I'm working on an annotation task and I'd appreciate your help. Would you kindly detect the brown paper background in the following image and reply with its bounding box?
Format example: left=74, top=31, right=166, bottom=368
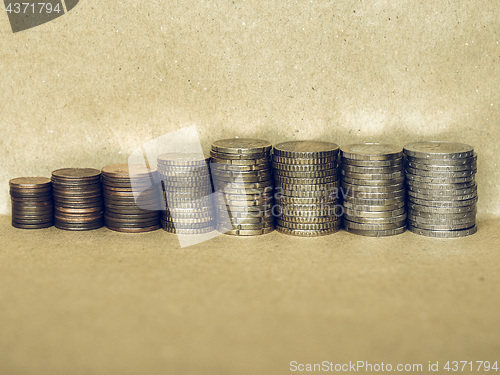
left=0, top=0, right=498, bottom=216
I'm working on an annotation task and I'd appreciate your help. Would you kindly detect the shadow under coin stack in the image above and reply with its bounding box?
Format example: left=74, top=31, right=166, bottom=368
left=273, top=141, right=342, bottom=236
left=403, top=141, right=477, bottom=237
left=158, top=153, right=215, bottom=234
left=211, top=138, right=274, bottom=236
left=10, top=177, right=54, bottom=229
left=102, top=164, right=161, bottom=233
left=341, top=144, right=406, bottom=237
left=51, top=168, right=104, bottom=231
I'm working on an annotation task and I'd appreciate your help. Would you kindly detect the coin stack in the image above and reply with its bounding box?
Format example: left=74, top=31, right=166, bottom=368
left=51, top=168, right=104, bottom=231
left=273, top=141, right=342, bottom=236
left=10, top=177, right=54, bottom=229
left=101, top=164, right=161, bottom=233
left=403, top=141, right=477, bottom=237
left=157, top=153, right=215, bottom=234
left=210, top=138, right=274, bottom=236
left=340, top=144, right=406, bottom=237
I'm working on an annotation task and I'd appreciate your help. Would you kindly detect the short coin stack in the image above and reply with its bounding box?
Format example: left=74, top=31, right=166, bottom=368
left=340, top=144, right=406, bottom=237
left=273, top=141, right=341, bottom=236
left=51, top=168, right=104, bottom=231
left=211, top=138, right=274, bottom=236
left=158, top=153, right=215, bottom=234
left=10, top=177, right=54, bottom=229
left=102, top=164, right=161, bottom=233
left=403, top=141, right=477, bottom=237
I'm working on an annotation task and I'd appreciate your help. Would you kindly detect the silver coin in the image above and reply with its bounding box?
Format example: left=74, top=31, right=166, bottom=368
left=407, top=215, right=475, bottom=226
left=276, top=196, right=339, bottom=205
left=343, top=196, right=405, bottom=206
left=403, top=141, right=474, bottom=159
left=344, top=207, right=406, bottom=218
left=407, top=190, right=477, bottom=201
left=163, top=217, right=214, bottom=225
left=277, top=202, right=341, bottom=211
left=211, top=169, right=272, bottom=179
left=272, top=155, right=337, bottom=165
left=341, top=182, right=405, bottom=193
left=222, top=215, right=274, bottom=224
left=277, top=182, right=340, bottom=192
left=214, top=203, right=272, bottom=212
left=218, top=187, right=273, bottom=196
left=405, top=173, right=474, bottom=184
left=407, top=224, right=477, bottom=237
left=278, top=209, right=342, bottom=218
left=407, top=184, right=476, bottom=196
left=344, top=219, right=406, bottom=231
left=341, top=164, right=403, bottom=174
left=405, top=167, right=476, bottom=178
left=407, top=209, right=476, bottom=220
left=213, top=180, right=273, bottom=190
left=274, top=175, right=339, bottom=185
left=272, top=161, right=337, bottom=172
left=216, top=198, right=273, bottom=207
left=406, top=160, right=477, bottom=172
left=407, top=202, right=476, bottom=214
left=211, top=163, right=271, bottom=172
left=162, top=226, right=214, bottom=234
left=343, top=213, right=407, bottom=225
left=273, top=141, right=340, bottom=158
left=216, top=192, right=272, bottom=201
left=341, top=143, right=403, bottom=161
left=276, top=226, right=340, bottom=236
left=408, top=196, right=478, bottom=208
left=210, top=150, right=268, bottom=160
left=405, top=180, right=476, bottom=190
left=341, top=157, right=404, bottom=167
left=157, top=153, right=209, bottom=166
left=405, top=153, right=477, bottom=166
left=212, top=138, right=272, bottom=154
left=273, top=169, right=338, bottom=178
left=276, top=220, right=341, bottom=230
left=219, top=227, right=274, bottom=236
left=277, top=215, right=339, bottom=224
left=277, top=189, right=338, bottom=198
left=343, top=200, right=404, bottom=212
left=212, top=174, right=272, bottom=183
left=211, top=157, right=270, bottom=166
left=408, top=220, right=475, bottom=231
left=344, top=188, right=405, bottom=200
left=342, top=176, right=405, bottom=186
left=341, top=170, right=405, bottom=180
left=344, top=226, right=406, bottom=237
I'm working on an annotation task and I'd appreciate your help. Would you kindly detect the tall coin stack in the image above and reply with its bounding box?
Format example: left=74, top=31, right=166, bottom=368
left=211, top=138, right=274, bottom=236
left=403, top=141, right=477, bottom=237
left=340, top=144, right=406, bottom=237
left=51, top=168, right=104, bottom=231
left=10, top=177, right=54, bottom=229
left=273, top=141, right=342, bottom=236
left=158, top=153, right=215, bottom=234
left=102, top=164, right=161, bottom=233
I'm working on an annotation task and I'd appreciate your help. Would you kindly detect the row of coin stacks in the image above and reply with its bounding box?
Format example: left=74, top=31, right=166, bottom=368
left=272, top=141, right=342, bottom=236
left=340, top=144, right=407, bottom=237
left=403, top=142, right=477, bottom=238
left=210, top=139, right=275, bottom=236
left=8, top=140, right=478, bottom=238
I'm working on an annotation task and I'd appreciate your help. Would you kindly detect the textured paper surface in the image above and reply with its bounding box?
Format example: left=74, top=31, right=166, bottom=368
left=0, top=0, right=498, bottom=218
